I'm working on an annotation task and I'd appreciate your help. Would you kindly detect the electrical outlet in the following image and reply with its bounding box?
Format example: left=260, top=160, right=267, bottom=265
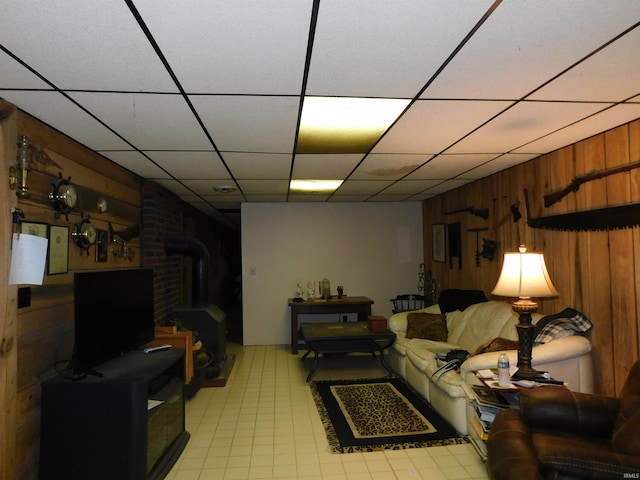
left=250, top=266, right=256, bottom=275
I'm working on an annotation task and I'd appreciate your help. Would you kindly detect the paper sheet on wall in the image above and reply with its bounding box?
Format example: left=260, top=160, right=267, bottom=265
left=9, top=233, right=48, bottom=285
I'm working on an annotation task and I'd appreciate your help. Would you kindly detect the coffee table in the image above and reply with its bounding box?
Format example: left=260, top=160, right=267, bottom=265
left=300, top=322, right=396, bottom=382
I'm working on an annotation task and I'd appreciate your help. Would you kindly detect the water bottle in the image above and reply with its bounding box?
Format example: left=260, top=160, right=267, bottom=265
left=497, top=352, right=510, bottom=387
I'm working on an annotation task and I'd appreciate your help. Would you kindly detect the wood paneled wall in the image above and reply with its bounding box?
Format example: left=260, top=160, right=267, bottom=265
left=1, top=102, right=143, bottom=480
left=422, top=118, right=640, bottom=397
left=1, top=101, right=237, bottom=480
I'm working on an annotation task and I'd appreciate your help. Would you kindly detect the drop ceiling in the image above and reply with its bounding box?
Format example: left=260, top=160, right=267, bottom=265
left=1, top=0, right=640, bottom=228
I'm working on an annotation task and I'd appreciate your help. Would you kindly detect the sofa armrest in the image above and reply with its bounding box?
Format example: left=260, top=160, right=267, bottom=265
left=459, top=335, right=592, bottom=378
left=520, top=387, right=620, bottom=438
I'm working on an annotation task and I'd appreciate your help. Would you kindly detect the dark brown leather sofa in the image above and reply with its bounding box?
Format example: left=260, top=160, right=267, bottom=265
left=487, top=359, right=640, bottom=480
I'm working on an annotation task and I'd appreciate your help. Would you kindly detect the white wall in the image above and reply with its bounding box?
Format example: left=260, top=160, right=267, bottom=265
left=241, top=202, right=423, bottom=345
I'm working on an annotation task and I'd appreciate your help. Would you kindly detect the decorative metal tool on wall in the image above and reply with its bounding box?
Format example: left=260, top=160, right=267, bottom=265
left=525, top=189, right=640, bottom=231
left=543, top=159, right=640, bottom=207
left=494, top=201, right=522, bottom=228
left=444, top=206, right=489, bottom=219
left=467, top=227, right=495, bottom=266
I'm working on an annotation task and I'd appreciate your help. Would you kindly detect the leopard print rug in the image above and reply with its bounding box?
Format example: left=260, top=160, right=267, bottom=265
left=310, top=377, right=468, bottom=453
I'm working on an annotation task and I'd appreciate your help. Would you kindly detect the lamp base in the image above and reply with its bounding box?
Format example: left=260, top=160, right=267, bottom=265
left=511, top=298, right=546, bottom=381
left=511, top=365, right=547, bottom=381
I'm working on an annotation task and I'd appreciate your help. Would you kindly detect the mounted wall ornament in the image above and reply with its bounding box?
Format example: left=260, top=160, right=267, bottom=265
left=543, top=158, right=640, bottom=207
left=109, top=222, right=139, bottom=260
left=49, top=173, right=77, bottom=220
left=444, top=206, right=489, bottom=219
left=9, top=135, right=33, bottom=198
left=525, top=189, right=640, bottom=231
left=72, top=214, right=96, bottom=255
left=467, top=227, right=494, bottom=267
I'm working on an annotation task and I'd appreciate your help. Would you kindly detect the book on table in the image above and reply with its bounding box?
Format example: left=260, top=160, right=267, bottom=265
left=468, top=414, right=489, bottom=441
left=471, top=384, right=519, bottom=409
left=469, top=384, right=518, bottom=425
left=467, top=424, right=488, bottom=461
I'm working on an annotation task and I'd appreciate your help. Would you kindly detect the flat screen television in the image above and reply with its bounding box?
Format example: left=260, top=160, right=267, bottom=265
left=73, top=268, right=155, bottom=375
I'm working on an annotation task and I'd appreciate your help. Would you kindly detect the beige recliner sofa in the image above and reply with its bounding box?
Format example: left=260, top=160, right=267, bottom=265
left=388, top=297, right=593, bottom=435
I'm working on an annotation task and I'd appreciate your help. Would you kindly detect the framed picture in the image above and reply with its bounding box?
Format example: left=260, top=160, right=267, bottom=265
left=21, top=221, right=48, bottom=238
left=48, top=225, right=69, bottom=275
left=432, top=223, right=446, bottom=263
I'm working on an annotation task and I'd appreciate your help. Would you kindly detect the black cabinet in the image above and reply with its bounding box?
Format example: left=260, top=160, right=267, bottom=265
left=39, top=349, right=189, bottom=480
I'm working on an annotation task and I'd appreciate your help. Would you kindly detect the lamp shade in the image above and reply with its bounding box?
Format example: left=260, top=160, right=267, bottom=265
left=492, top=245, right=559, bottom=298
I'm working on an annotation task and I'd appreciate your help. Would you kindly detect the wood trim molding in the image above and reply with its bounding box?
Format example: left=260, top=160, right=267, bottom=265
left=0, top=99, right=19, bottom=480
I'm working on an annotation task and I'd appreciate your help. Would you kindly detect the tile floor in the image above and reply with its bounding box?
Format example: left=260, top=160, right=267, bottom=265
left=165, top=343, right=489, bottom=480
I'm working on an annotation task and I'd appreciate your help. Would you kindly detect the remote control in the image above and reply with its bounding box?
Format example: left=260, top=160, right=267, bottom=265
left=143, top=344, right=171, bottom=354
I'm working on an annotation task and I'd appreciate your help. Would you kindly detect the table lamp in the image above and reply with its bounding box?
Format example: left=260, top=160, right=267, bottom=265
left=492, top=244, right=559, bottom=380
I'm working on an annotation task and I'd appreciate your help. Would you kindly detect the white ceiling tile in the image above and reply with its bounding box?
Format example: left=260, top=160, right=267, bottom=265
left=152, top=179, right=195, bottom=197
left=182, top=179, right=240, bottom=196
left=468, top=153, right=540, bottom=178
left=69, top=92, right=211, bottom=150
left=374, top=100, right=512, bottom=154
left=447, top=101, right=612, bottom=154
left=381, top=180, right=442, bottom=195
left=410, top=194, right=438, bottom=202
left=513, top=104, right=640, bottom=154
left=134, top=0, right=313, bottom=94
left=530, top=28, right=640, bottom=102
left=423, top=0, right=640, bottom=100
left=405, top=154, right=498, bottom=180
left=306, top=0, right=495, bottom=97
left=236, top=179, right=289, bottom=195
left=351, top=154, right=428, bottom=180
left=426, top=179, right=475, bottom=194
left=2, top=0, right=638, bottom=219
left=327, top=194, right=373, bottom=202
left=367, top=195, right=415, bottom=202
left=4, top=91, right=131, bottom=150
left=199, top=194, right=245, bottom=203
left=144, top=151, right=229, bottom=179
left=244, top=194, right=288, bottom=202
left=0, top=51, right=52, bottom=89
left=292, top=154, right=363, bottom=179
left=288, top=195, right=332, bottom=202
left=98, top=151, right=171, bottom=179
left=223, top=152, right=292, bottom=179
left=190, top=95, right=299, bottom=152
left=0, top=0, right=177, bottom=92
left=337, top=180, right=395, bottom=195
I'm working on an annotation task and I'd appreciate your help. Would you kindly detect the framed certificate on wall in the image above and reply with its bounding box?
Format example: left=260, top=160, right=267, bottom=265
left=48, top=225, right=69, bottom=275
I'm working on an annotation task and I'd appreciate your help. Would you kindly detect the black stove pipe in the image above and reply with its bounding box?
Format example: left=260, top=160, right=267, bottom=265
left=165, top=237, right=210, bottom=308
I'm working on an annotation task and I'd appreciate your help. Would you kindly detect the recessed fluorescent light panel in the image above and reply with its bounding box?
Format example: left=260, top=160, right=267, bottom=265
left=297, top=97, right=410, bottom=154
left=289, top=179, right=343, bottom=194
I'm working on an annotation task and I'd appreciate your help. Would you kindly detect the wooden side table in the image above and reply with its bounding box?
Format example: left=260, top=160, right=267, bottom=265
left=288, top=296, right=374, bottom=354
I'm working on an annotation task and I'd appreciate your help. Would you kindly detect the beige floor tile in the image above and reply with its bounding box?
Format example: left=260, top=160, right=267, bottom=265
left=170, top=343, right=488, bottom=480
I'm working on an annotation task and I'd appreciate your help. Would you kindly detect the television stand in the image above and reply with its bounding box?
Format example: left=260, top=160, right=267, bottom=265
left=71, top=367, right=104, bottom=380
left=39, top=348, right=189, bottom=480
